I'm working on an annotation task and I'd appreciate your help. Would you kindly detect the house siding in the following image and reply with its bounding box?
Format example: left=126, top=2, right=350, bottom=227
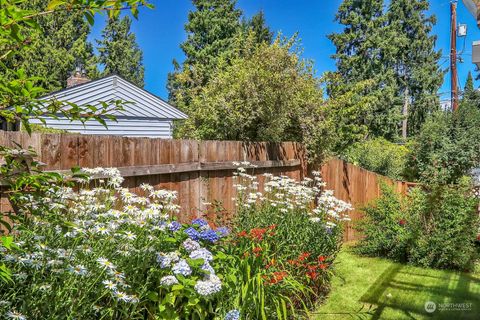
left=29, top=117, right=174, bottom=138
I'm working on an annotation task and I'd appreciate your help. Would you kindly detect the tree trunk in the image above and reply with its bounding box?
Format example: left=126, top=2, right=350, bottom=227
left=402, top=87, right=409, bottom=140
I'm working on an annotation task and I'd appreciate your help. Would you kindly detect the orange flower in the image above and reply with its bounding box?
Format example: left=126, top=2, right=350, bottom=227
left=298, top=252, right=310, bottom=261
left=250, top=228, right=267, bottom=241
left=306, top=271, right=318, bottom=280
left=269, top=271, right=288, bottom=284
left=238, top=230, right=248, bottom=237
left=319, top=263, right=328, bottom=270
left=252, top=247, right=263, bottom=256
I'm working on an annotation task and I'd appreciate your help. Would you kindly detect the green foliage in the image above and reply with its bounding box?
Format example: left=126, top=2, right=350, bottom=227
left=0, top=0, right=98, bottom=92
left=405, top=106, right=480, bottom=184
left=343, top=138, right=409, bottom=180
left=242, top=10, right=273, bottom=45
left=328, top=0, right=401, bottom=140
left=96, top=15, right=145, bottom=87
left=329, top=0, right=442, bottom=141
left=356, top=183, right=410, bottom=261
left=168, top=0, right=242, bottom=109
left=357, top=181, right=480, bottom=271
left=386, top=0, right=443, bottom=136
left=176, top=36, right=326, bottom=160
left=406, top=179, right=479, bottom=270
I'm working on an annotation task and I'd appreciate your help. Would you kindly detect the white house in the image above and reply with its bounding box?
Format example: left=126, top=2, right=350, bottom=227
left=23, top=73, right=187, bottom=138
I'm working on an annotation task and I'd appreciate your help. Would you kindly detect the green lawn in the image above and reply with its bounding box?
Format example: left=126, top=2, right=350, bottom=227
left=312, top=245, right=480, bottom=320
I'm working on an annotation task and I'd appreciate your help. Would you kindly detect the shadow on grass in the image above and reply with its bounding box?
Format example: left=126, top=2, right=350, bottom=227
left=358, top=262, right=479, bottom=320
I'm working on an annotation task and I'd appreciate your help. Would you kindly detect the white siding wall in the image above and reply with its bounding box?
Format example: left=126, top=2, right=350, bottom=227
left=29, top=117, right=174, bottom=138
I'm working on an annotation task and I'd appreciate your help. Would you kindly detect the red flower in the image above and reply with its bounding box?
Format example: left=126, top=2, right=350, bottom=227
left=250, top=228, right=267, bottom=241
left=298, top=252, right=310, bottom=261
left=399, top=219, right=406, bottom=226
left=252, top=247, right=263, bottom=256
left=318, top=255, right=326, bottom=263
left=268, top=224, right=277, bottom=230
left=319, top=263, right=328, bottom=270
left=288, top=259, right=298, bottom=266
left=238, top=230, right=248, bottom=237
left=477, top=234, right=480, bottom=241
left=269, top=271, right=288, bottom=284
left=306, top=271, right=318, bottom=280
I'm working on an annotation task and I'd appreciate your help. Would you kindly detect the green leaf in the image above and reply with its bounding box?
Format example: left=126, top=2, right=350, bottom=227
left=47, top=0, right=64, bottom=10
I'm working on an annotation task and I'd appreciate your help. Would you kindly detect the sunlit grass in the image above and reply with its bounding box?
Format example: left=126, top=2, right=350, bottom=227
left=312, top=244, right=480, bottom=319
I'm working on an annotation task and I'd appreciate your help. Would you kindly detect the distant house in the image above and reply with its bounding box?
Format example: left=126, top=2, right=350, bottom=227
left=3, top=72, right=187, bottom=138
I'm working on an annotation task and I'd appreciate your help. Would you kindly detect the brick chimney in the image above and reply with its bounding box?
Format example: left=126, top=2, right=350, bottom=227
left=66, top=66, right=90, bottom=88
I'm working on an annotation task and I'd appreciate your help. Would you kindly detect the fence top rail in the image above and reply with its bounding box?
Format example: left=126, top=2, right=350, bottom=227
left=0, top=159, right=301, bottom=186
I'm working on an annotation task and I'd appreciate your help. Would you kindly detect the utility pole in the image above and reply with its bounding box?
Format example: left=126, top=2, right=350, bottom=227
left=451, top=1, right=459, bottom=112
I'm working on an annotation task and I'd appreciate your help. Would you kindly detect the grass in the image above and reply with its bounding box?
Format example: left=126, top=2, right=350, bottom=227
left=311, top=244, right=480, bottom=320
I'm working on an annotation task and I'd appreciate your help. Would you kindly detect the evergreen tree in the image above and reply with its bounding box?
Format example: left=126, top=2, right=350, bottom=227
left=243, top=11, right=273, bottom=44
left=167, top=0, right=242, bottom=109
left=0, top=0, right=97, bottom=92
left=96, top=15, right=145, bottom=87
left=462, top=72, right=480, bottom=107
left=387, top=0, right=443, bottom=137
left=328, top=0, right=401, bottom=140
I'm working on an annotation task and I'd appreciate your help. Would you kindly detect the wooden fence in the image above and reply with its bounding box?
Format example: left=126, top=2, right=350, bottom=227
left=0, top=132, right=416, bottom=241
left=318, top=159, right=418, bottom=241
left=0, top=132, right=307, bottom=222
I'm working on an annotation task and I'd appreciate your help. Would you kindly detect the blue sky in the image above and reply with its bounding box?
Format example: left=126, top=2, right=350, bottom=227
left=90, top=0, right=480, bottom=101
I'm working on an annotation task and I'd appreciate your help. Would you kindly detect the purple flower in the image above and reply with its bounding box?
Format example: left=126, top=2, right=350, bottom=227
left=192, top=218, right=208, bottom=227
left=199, top=229, right=219, bottom=243
left=184, top=227, right=201, bottom=240
left=216, top=227, right=230, bottom=238
left=168, top=221, right=181, bottom=232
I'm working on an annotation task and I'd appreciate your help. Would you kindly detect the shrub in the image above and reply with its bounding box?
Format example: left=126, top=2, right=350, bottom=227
left=355, top=183, right=410, bottom=261
left=343, top=137, right=409, bottom=180
left=356, top=179, right=480, bottom=271
left=407, top=179, right=479, bottom=270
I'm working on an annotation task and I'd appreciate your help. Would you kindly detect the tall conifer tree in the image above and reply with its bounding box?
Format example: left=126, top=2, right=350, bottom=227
left=243, top=11, right=273, bottom=45
left=96, top=15, right=145, bottom=87
left=167, top=0, right=242, bottom=110
left=387, top=0, right=443, bottom=136
left=328, top=0, right=401, bottom=140
left=0, top=0, right=97, bottom=91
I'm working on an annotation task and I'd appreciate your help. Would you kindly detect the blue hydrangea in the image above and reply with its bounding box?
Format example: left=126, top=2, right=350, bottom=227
left=194, top=274, right=222, bottom=296
left=172, top=259, right=192, bottom=276
left=225, top=310, right=240, bottom=320
left=183, top=238, right=201, bottom=252
left=191, top=218, right=208, bottom=227
left=184, top=227, right=201, bottom=240
left=200, top=262, right=215, bottom=275
left=216, top=227, right=230, bottom=238
left=168, top=221, right=181, bottom=232
left=189, top=248, right=213, bottom=262
left=199, top=229, right=219, bottom=243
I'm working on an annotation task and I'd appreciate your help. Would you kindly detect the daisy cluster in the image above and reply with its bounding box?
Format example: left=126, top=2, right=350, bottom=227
left=232, top=162, right=352, bottom=227
left=0, top=168, right=227, bottom=318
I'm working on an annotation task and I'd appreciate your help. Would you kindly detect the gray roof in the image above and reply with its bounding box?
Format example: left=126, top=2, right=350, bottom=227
left=41, top=75, right=188, bottom=120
